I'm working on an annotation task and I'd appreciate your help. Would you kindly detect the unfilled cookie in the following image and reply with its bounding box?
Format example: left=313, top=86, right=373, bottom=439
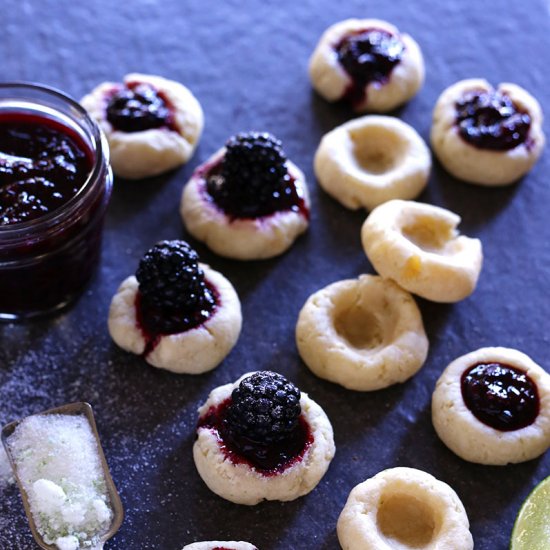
left=432, top=347, right=550, bottom=465
left=81, top=73, right=203, bottom=179
left=296, top=275, right=428, bottom=391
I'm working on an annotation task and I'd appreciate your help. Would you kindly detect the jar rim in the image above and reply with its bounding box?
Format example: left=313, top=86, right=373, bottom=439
left=0, top=81, right=108, bottom=237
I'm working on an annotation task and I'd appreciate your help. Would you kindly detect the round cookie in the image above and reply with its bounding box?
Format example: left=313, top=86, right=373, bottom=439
left=309, top=18, right=424, bottom=112
left=432, top=347, right=550, bottom=465
left=296, top=275, right=428, bottom=391
left=81, top=73, right=204, bottom=179
left=361, top=199, right=483, bottom=303
left=431, top=78, right=545, bottom=186
left=193, top=371, right=335, bottom=505
left=108, top=241, right=241, bottom=374
left=314, top=115, right=431, bottom=211
left=182, top=542, right=257, bottom=550
left=337, top=467, right=473, bottom=550
left=180, top=133, right=310, bottom=260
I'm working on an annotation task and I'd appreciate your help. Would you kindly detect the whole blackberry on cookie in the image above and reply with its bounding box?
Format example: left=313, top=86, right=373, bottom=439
left=226, top=371, right=302, bottom=443
left=207, top=132, right=292, bottom=218
left=136, top=240, right=216, bottom=334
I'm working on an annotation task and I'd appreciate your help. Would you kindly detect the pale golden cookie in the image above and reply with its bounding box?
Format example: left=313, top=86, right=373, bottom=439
left=337, top=467, right=473, bottom=550
left=309, top=19, right=424, bottom=112
left=361, top=200, right=483, bottom=303
left=81, top=73, right=203, bottom=179
left=193, top=372, right=335, bottom=505
left=314, top=115, right=431, bottom=211
left=432, top=347, right=550, bottom=465
left=296, top=275, right=428, bottom=391
left=431, top=78, right=545, bottom=185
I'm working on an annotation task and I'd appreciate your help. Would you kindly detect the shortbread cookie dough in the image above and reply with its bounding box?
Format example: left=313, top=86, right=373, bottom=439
left=309, top=19, right=424, bottom=112
left=431, top=78, right=545, bottom=185
left=314, top=115, right=431, bottom=211
left=181, top=132, right=309, bottom=260
left=337, top=467, right=473, bottom=550
left=182, top=542, right=257, bottom=550
left=361, top=200, right=483, bottom=303
left=193, top=371, right=335, bottom=505
left=296, top=275, right=428, bottom=391
left=81, top=73, right=203, bottom=179
left=108, top=241, right=241, bottom=374
left=432, top=347, right=550, bottom=465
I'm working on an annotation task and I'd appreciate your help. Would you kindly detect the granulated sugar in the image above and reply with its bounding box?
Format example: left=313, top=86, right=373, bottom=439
left=6, top=414, right=112, bottom=550
left=0, top=445, right=15, bottom=485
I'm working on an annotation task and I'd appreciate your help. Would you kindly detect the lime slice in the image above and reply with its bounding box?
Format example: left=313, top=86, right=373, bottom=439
left=511, top=476, right=550, bottom=550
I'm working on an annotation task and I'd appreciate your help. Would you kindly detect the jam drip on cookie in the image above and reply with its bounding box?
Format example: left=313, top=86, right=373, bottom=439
left=198, top=372, right=313, bottom=474
left=455, top=91, right=531, bottom=150
left=0, top=113, right=93, bottom=225
left=461, top=362, right=539, bottom=431
left=336, top=28, right=405, bottom=107
left=135, top=240, right=217, bottom=352
left=106, top=83, right=175, bottom=133
left=205, top=132, right=309, bottom=220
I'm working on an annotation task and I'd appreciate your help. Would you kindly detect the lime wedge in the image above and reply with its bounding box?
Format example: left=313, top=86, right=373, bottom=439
left=511, top=476, right=550, bottom=550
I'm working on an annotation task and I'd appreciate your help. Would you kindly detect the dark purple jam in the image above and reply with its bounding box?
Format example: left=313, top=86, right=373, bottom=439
left=336, top=28, right=404, bottom=107
left=135, top=281, right=218, bottom=357
left=106, top=82, right=175, bottom=133
left=197, top=398, right=313, bottom=475
left=461, top=362, right=539, bottom=431
left=455, top=90, right=531, bottom=151
left=0, top=113, right=93, bottom=226
left=202, top=159, right=310, bottom=221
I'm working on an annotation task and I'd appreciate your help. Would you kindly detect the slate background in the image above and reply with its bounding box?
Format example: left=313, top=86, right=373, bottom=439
left=1, top=0, right=549, bottom=548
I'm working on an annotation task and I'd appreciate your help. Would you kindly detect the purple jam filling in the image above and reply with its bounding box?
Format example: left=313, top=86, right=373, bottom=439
left=106, top=82, right=176, bottom=134
left=335, top=28, right=404, bottom=107
left=0, top=113, right=93, bottom=226
left=461, top=362, right=539, bottom=431
left=455, top=90, right=531, bottom=151
left=202, top=158, right=310, bottom=221
left=197, top=397, right=313, bottom=475
left=135, top=281, right=218, bottom=357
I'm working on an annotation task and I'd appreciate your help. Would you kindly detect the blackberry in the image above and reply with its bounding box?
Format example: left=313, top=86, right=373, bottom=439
left=226, top=371, right=302, bottom=443
left=106, top=84, right=171, bottom=133
left=206, top=132, right=292, bottom=218
left=136, top=240, right=216, bottom=334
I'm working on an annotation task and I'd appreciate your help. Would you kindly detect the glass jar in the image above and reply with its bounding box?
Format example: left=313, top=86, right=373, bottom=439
left=0, top=83, right=113, bottom=320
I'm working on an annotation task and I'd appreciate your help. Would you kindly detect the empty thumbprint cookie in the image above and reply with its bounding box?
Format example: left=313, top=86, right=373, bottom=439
left=108, top=240, right=241, bottom=374
left=337, top=467, right=473, bottom=550
left=432, top=347, right=550, bottom=465
left=81, top=73, right=204, bottom=179
left=193, top=371, right=335, bottom=505
left=309, top=19, right=424, bottom=112
left=296, top=275, right=428, bottom=391
left=431, top=78, right=545, bottom=185
left=182, top=542, right=257, bottom=550
left=180, top=132, right=310, bottom=260
left=361, top=200, right=483, bottom=303
left=314, top=115, right=431, bottom=211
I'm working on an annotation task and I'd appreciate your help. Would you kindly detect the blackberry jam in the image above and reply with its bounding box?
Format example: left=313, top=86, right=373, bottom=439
left=461, top=362, right=539, bottom=431
left=455, top=90, right=531, bottom=150
left=336, top=28, right=404, bottom=107
left=0, top=83, right=112, bottom=320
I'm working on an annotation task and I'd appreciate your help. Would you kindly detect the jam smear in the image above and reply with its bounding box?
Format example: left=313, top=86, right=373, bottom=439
left=336, top=28, right=404, bottom=107
left=455, top=90, right=531, bottom=151
left=135, top=282, right=218, bottom=356
left=461, top=362, right=539, bottom=431
left=0, top=113, right=93, bottom=226
left=198, top=398, right=313, bottom=475
left=204, top=159, right=310, bottom=221
left=106, top=83, right=175, bottom=133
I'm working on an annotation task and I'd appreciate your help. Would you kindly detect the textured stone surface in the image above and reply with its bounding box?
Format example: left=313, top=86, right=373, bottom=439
left=1, top=0, right=549, bottom=548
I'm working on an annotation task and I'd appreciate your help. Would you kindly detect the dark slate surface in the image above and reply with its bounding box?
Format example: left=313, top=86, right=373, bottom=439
left=1, top=1, right=549, bottom=549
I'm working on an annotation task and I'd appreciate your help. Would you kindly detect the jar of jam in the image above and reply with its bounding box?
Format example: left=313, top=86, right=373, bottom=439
left=0, top=83, right=113, bottom=320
